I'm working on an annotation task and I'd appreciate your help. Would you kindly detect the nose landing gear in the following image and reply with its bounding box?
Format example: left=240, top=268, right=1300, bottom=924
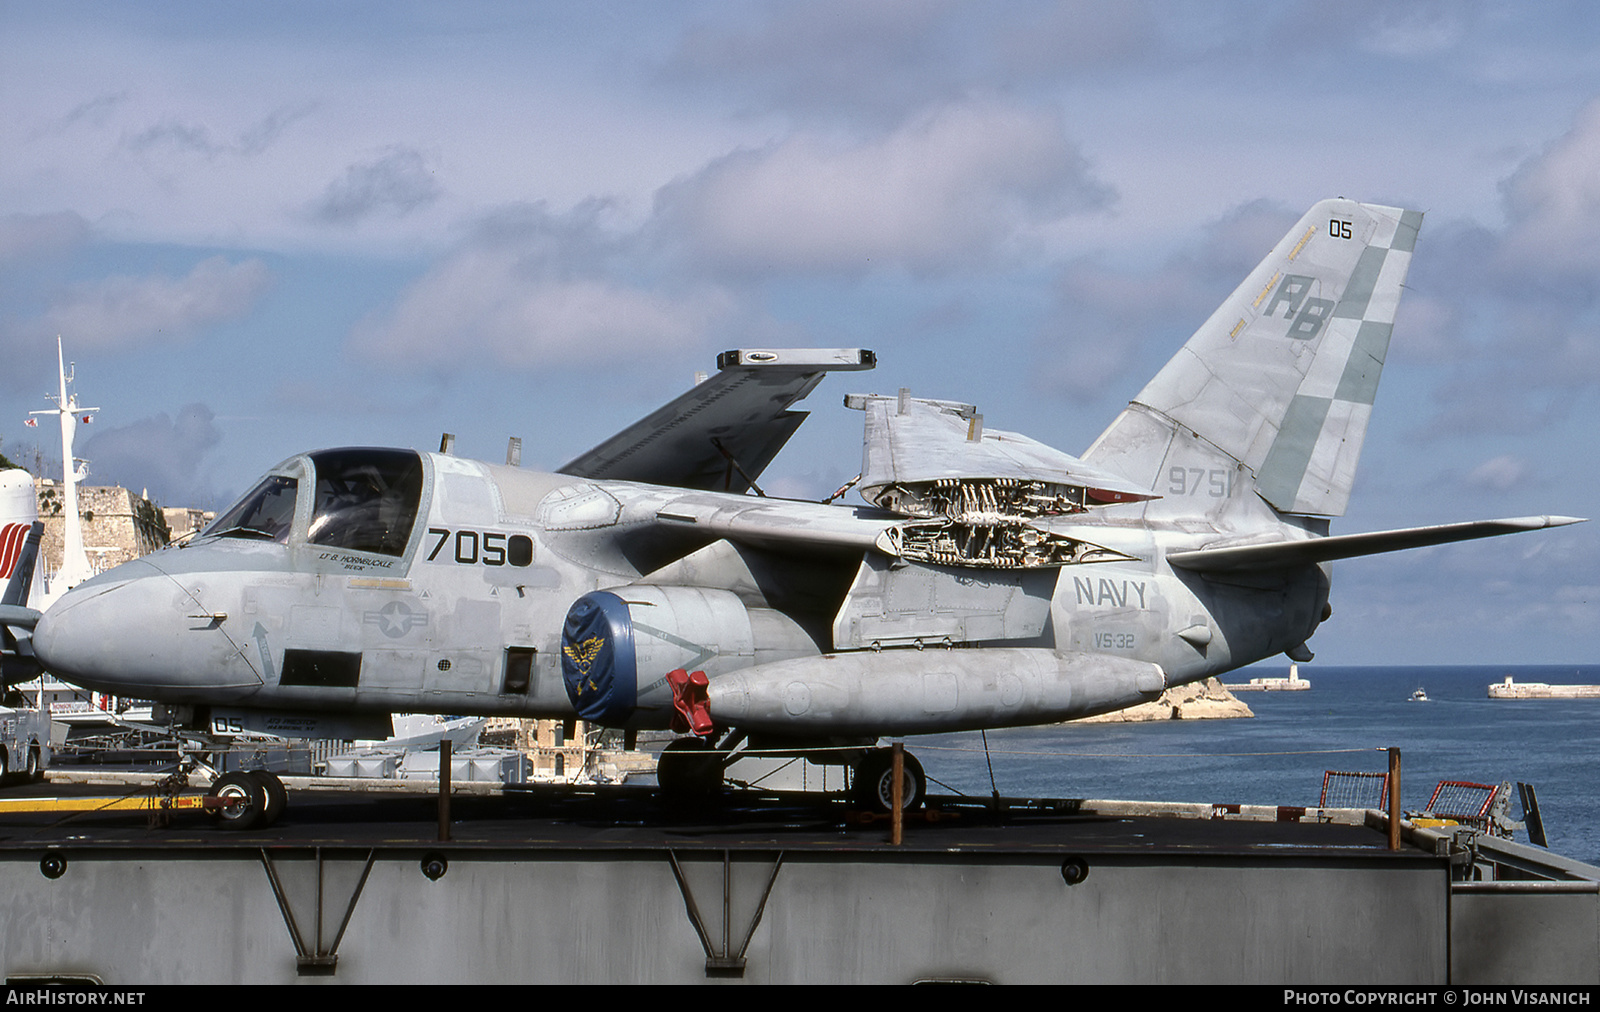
left=208, top=769, right=287, bottom=831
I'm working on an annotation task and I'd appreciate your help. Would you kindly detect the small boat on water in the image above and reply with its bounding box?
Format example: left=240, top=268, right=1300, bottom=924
left=1411, top=688, right=1429, bottom=702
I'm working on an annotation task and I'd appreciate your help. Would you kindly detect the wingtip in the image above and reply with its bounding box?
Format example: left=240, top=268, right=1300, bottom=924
left=1508, top=515, right=1588, bottom=529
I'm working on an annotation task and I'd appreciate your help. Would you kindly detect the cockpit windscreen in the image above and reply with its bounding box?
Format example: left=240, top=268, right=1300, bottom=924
left=205, top=474, right=298, bottom=543
left=306, top=448, right=424, bottom=556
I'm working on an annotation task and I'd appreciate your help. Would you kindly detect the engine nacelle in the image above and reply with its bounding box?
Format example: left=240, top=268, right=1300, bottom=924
left=560, top=586, right=817, bottom=729
left=706, top=647, right=1167, bottom=736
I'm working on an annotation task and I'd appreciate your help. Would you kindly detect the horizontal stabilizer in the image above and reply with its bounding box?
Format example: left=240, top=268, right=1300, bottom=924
left=1168, top=516, right=1586, bottom=573
left=0, top=603, right=43, bottom=685
left=560, top=348, right=875, bottom=493
left=0, top=605, right=42, bottom=629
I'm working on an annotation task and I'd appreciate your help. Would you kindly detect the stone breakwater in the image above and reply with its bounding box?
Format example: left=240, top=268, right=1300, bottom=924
left=1074, top=677, right=1254, bottom=723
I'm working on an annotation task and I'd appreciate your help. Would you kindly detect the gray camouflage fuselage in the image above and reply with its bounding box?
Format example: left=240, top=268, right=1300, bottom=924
left=26, top=199, right=1582, bottom=742
left=31, top=450, right=1323, bottom=737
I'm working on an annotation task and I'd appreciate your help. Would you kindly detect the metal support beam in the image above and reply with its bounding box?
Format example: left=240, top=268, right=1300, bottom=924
left=667, top=849, right=784, bottom=978
left=259, top=847, right=377, bottom=977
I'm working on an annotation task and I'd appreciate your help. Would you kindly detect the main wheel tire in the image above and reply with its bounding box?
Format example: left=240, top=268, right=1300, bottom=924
left=853, top=748, right=926, bottom=813
left=24, top=746, right=39, bottom=780
left=211, top=771, right=269, bottom=831
left=247, top=770, right=288, bottom=828
left=656, top=738, right=725, bottom=800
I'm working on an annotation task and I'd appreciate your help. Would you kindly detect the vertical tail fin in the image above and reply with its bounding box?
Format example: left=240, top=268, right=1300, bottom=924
left=1, top=470, right=41, bottom=608
left=1, top=521, right=43, bottom=609
left=1, top=471, right=43, bottom=684
left=1083, top=199, right=1421, bottom=518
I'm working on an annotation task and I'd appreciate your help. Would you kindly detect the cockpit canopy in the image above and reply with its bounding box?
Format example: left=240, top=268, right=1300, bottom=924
left=204, top=448, right=425, bottom=557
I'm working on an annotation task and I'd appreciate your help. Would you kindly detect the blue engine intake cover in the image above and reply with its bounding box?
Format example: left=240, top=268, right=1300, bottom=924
left=560, top=591, right=637, bottom=724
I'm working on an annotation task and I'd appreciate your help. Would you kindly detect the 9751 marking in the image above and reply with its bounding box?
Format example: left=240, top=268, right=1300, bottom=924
left=1167, top=467, right=1236, bottom=497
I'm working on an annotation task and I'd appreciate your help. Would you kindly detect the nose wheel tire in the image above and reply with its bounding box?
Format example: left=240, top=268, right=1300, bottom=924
left=853, top=748, right=925, bottom=813
left=210, top=771, right=281, bottom=831
left=249, top=770, right=288, bottom=826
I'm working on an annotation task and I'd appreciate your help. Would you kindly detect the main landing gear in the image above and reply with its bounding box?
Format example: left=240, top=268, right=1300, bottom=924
left=654, top=734, right=927, bottom=814
left=655, top=737, right=729, bottom=800
left=852, top=748, right=925, bottom=813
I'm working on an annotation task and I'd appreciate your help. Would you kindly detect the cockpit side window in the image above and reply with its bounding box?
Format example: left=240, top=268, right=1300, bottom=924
left=307, top=449, right=424, bottom=556
left=205, top=475, right=298, bottom=543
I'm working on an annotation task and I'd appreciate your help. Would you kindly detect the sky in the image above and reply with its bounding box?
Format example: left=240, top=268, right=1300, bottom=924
left=0, top=0, right=1595, bottom=666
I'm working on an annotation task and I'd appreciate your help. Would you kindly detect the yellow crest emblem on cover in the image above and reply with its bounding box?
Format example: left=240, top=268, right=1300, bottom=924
left=562, top=635, right=606, bottom=676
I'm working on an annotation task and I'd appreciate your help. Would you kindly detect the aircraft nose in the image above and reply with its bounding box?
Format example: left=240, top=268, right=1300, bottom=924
left=34, top=561, right=262, bottom=700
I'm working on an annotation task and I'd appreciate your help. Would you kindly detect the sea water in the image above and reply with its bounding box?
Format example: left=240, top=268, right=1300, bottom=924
left=913, top=665, right=1600, bottom=865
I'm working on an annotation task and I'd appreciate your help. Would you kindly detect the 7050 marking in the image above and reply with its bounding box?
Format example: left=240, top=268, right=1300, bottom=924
left=427, top=528, right=535, bottom=567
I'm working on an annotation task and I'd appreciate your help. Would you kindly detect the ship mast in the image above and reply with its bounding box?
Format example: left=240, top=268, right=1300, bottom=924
left=29, top=337, right=98, bottom=592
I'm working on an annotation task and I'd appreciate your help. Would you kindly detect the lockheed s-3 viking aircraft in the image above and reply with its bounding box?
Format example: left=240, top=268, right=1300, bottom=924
left=11, top=199, right=1583, bottom=825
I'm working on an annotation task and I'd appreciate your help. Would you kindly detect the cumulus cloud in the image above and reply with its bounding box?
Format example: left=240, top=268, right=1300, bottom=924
left=360, top=255, right=734, bottom=366
left=351, top=202, right=737, bottom=369
left=664, top=0, right=965, bottom=120
left=1499, top=98, right=1600, bottom=279
left=654, top=100, right=1113, bottom=275
left=666, top=1, right=1169, bottom=120
left=356, top=99, right=1113, bottom=373
left=1385, top=289, right=1460, bottom=364
left=1381, top=102, right=1600, bottom=441
left=43, top=256, right=273, bottom=351
left=1463, top=454, right=1534, bottom=493
left=1329, top=527, right=1598, bottom=662
left=1033, top=199, right=1299, bottom=397
left=311, top=146, right=441, bottom=225
left=80, top=403, right=223, bottom=506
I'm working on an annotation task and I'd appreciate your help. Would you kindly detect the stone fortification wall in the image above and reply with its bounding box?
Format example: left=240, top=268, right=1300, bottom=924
left=35, top=479, right=175, bottom=573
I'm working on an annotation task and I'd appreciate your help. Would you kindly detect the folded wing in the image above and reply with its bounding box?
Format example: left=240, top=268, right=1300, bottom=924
left=559, top=348, right=875, bottom=493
